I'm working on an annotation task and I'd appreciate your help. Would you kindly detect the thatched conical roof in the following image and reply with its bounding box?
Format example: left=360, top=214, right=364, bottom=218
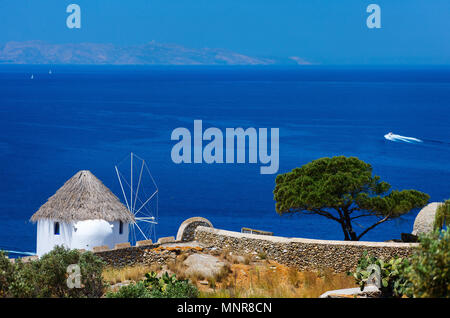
left=30, top=170, right=134, bottom=223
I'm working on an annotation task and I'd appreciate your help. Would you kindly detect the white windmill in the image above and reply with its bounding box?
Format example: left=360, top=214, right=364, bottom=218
left=115, top=153, right=159, bottom=245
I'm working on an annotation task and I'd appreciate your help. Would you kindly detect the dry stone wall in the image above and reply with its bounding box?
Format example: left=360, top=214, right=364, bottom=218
left=93, top=243, right=178, bottom=267
left=63, top=216, right=419, bottom=272
left=194, top=226, right=419, bottom=272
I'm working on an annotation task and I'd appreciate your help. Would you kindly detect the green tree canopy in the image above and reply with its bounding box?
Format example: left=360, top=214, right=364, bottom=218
left=274, top=156, right=430, bottom=240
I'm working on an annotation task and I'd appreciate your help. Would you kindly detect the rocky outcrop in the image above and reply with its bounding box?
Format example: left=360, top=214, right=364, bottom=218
left=412, top=202, right=440, bottom=236
left=183, top=254, right=227, bottom=279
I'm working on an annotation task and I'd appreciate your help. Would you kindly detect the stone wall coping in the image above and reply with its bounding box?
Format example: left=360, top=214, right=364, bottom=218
left=92, top=245, right=110, bottom=253
left=114, top=242, right=132, bottom=250
left=136, top=239, right=153, bottom=247
left=157, top=236, right=176, bottom=244
left=195, top=226, right=419, bottom=248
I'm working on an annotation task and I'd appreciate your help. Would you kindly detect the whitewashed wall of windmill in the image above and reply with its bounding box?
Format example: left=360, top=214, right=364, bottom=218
left=36, top=219, right=130, bottom=256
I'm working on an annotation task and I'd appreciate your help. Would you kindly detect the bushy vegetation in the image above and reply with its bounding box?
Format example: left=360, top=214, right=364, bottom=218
left=435, top=199, right=450, bottom=230
left=0, top=251, right=15, bottom=297
left=106, top=271, right=198, bottom=298
left=350, top=227, right=449, bottom=298
left=350, top=251, right=411, bottom=297
left=405, top=227, right=449, bottom=297
left=0, top=246, right=105, bottom=298
left=105, top=281, right=152, bottom=298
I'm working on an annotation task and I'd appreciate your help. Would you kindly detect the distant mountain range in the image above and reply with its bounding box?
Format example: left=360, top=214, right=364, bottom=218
left=0, top=41, right=311, bottom=66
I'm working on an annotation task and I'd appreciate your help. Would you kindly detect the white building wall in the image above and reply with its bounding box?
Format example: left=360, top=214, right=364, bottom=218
left=36, top=219, right=73, bottom=257
left=36, top=219, right=130, bottom=257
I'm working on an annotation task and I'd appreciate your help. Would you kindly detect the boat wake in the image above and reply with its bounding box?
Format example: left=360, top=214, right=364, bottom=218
left=384, top=133, right=423, bottom=144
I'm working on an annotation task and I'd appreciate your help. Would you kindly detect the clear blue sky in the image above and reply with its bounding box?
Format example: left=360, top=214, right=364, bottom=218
left=0, top=0, right=449, bottom=64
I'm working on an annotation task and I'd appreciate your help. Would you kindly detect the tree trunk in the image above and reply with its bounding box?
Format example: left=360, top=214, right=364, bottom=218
left=339, top=221, right=350, bottom=240
left=341, top=208, right=359, bottom=241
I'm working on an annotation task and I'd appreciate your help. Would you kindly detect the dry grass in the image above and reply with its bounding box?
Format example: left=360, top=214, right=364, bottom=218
left=102, top=264, right=160, bottom=285
left=102, top=251, right=356, bottom=298
left=297, top=269, right=355, bottom=298
left=199, top=261, right=356, bottom=298
left=214, top=262, right=233, bottom=282
left=218, top=249, right=252, bottom=265
left=219, top=248, right=233, bottom=262
left=166, top=258, right=189, bottom=280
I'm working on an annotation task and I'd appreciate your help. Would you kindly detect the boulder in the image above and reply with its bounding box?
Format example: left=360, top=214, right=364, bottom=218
left=412, top=202, right=440, bottom=236
left=183, top=254, right=227, bottom=279
left=319, top=285, right=381, bottom=298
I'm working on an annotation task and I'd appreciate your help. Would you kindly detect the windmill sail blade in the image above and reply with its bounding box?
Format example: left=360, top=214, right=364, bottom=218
left=114, top=153, right=159, bottom=245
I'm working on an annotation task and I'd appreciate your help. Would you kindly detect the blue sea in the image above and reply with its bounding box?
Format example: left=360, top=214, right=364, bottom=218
left=0, top=65, right=449, bottom=255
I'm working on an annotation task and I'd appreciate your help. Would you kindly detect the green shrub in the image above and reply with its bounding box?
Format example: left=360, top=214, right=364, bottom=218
left=349, top=251, right=411, bottom=297
left=107, top=272, right=199, bottom=298
left=32, top=246, right=106, bottom=298
left=0, top=246, right=106, bottom=298
left=435, top=200, right=450, bottom=230
left=144, top=271, right=199, bottom=298
left=105, top=281, right=151, bottom=298
left=0, top=251, right=15, bottom=297
left=7, top=258, right=41, bottom=297
left=351, top=227, right=450, bottom=298
left=405, top=227, right=449, bottom=298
